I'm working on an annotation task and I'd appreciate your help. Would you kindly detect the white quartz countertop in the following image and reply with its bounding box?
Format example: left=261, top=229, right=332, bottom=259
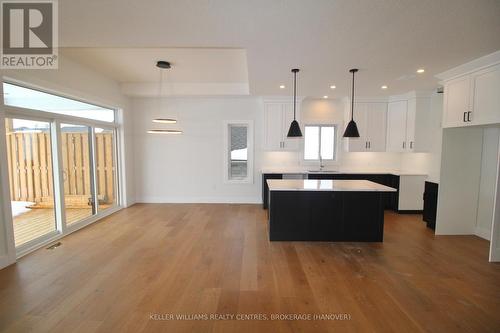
left=261, top=168, right=427, bottom=176
left=267, top=179, right=397, bottom=192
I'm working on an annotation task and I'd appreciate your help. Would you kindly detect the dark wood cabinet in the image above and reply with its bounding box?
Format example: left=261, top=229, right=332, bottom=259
left=309, top=192, right=344, bottom=241
left=423, top=181, right=438, bottom=230
left=269, top=190, right=385, bottom=242
left=342, top=192, right=385, bottom=241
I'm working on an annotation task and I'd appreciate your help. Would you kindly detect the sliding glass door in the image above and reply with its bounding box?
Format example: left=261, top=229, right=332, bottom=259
left=60, top=123, right=96, bottom=225
left=95, top=128, right=117, bottom=211
left=4, top=118, right=57, bottom=247
left=2, top=81, right=120, bottom=253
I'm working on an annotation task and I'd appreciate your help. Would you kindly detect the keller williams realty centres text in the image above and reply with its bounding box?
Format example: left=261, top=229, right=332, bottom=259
left=149, top=313, right=352, bottom=321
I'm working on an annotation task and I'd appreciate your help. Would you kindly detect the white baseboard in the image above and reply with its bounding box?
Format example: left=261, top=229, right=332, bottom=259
left=474, top=226, right=491, bottom=241
left=490, top=247, right=500, bottom=262
left=136, top=196, right=261, bottom=204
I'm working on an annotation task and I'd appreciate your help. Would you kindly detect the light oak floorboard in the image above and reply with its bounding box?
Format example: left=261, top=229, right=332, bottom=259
left=0, top=204, right=499, bottom=333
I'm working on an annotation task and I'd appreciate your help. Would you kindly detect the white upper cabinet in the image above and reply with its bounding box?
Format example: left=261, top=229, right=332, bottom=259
left=443, top=75, right=472, bottom=127
left=344, top=102, right=387, bottom=152
left=386, top=95, right=431, bottom=153
left=471, top=64, right=500, bottom=126
left=281, top=103, right=300, bottom=150
left=344, top=102, right=367, bottom=152
left=406, top=98, right=417, bottom=151
left=366, top=103, right=388, bottom=152
left=263, top=99, right=301, bottom=151
left=263, top=103, right=283, bottom=151
left=386, top=100, right=408, bottom=152
left=440, top=53, right=500, bottom=128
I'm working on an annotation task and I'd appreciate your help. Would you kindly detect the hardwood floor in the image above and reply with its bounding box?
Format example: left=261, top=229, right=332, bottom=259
left=0, top=204, right=499, bottom=332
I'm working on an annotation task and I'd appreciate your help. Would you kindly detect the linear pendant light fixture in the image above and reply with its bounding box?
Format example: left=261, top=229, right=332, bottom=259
left=287, top=68, right=303, bottom=137
left=343, top=68, right=360, bottom=138
left=152, top=118, right=177, bottom=124
left=149, top=60, right=183, bottom=134
left=147, top=129, right=182, bottom=134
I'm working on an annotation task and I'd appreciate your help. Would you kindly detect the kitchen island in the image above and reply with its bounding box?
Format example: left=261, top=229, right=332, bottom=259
left=267, top=179, right=397, bottom=242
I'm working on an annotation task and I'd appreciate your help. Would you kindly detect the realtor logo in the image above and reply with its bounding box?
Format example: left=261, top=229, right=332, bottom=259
left=1, top=0, right=58, bottom=68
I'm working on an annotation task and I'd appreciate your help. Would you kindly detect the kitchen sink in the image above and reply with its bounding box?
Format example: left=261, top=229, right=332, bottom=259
left=307, top=170, right=339, bottom=173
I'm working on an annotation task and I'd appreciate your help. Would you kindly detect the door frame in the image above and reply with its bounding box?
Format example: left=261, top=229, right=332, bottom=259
left=489, top=132, right=500, bottom=262
left=1, top=88, right=121, bottom=259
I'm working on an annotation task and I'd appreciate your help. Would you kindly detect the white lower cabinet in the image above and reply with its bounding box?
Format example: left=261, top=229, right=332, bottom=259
left=398, top=175, right=427, bottom=211
left=263, top=99, right=301, bottom=151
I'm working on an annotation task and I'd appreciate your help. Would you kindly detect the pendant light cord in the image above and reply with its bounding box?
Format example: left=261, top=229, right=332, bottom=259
left=158, top=67, right=163, bottom=110
left=293, top=70, right=297, bottom=120
left=351, top=70, right=355, bottom=121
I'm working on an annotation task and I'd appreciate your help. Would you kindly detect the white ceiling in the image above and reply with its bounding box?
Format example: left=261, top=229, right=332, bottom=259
left=61, top=48, right=250, bottom=96
left=58, top=0, right=500, bottom=98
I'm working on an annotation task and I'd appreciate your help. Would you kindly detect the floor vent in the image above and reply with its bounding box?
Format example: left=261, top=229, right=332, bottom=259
left=46, top=242, right=62, bottom=250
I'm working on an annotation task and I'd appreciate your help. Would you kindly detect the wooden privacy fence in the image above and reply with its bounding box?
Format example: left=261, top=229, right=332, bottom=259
left=6, top=132, right=115, bottom=207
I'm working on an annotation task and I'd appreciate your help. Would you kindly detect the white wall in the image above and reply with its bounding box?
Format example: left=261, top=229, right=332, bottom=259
left=436, top=127, right=484, bottom=235
left=476, top=127, right=500, bottom=240
left=0, top=53, right=134, bottom=269
left=132, top=97, right=263, bottom=203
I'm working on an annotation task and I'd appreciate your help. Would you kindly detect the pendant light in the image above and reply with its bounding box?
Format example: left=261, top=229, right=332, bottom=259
left=148, top=60, right=183, bottom=134
left=343, top=68, right=360, bottom=138
left=287, top=68, right=303, bottom=137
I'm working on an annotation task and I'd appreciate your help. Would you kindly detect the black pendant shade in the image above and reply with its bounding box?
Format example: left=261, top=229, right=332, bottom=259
left=344, top=120, right=360, bottom=137
left=343, top=68, right=361, bottom=138
left=287, top=68, right=303, bottom=137
left=287, top=120, right=302, bottom=137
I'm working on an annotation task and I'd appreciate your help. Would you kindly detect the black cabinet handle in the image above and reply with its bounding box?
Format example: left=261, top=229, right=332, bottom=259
left=463, top=111, right=467, bottom=122
left=368, top=141, right=371, bottom=149
left=410, top=141, right=413, bottom=149
left=467, top=111, right=471, bottom=122
left=365, top=142, right=368, bottom=149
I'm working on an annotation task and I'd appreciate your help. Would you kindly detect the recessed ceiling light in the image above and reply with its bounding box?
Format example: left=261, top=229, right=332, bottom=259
left=330, top=85, right=336, bottom=89
left=416, top=68, right=425, bottom=74
left=279, top=85, right=285, bottom=89
left=323, top=95, right=328, bottom=99
left=381, top=85, right=388, bottom=90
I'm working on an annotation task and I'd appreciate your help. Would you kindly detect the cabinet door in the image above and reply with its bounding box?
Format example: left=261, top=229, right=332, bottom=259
left=282, top=103, right=300, bottom=150
left=345, top=102, right=368, bottom=152
left=398, top=175, right=426, bottom=211
left=366, top=103, right=387, bottom=152
left=386, top=101, right=408, bottom=152
left=309, top=192, right=344, bottom=241
left=412, top=97, right=432, bottom=152
left=263, top=103, right=283, bottom=151
left=472, top=64, right=500, bottom=126
left=406, top=98, right=416, bottom=152
left=443, top=75, right=472, bottom=128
